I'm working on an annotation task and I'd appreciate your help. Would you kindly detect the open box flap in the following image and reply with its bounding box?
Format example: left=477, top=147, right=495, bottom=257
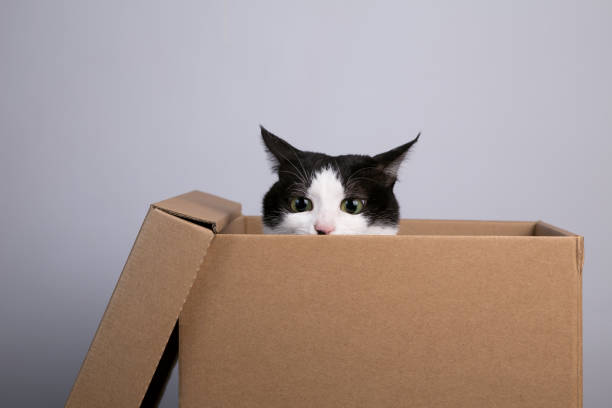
left=66, top=191, right=241, bottom=408
left=153, top=190, right=242, bottom=233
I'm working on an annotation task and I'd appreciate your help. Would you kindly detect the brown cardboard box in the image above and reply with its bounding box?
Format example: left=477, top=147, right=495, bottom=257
left=66, top=190, right=583, bottom=408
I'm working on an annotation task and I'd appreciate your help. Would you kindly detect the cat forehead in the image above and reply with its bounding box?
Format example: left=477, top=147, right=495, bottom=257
left=307, top=167, right=345, bottom=200
left=278, top=154, right=375, bottom=181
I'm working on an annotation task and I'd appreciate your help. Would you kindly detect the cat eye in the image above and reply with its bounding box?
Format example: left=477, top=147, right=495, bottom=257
left=340, top=198, right=365, bottom=215
left=289, top=197, right=313, bottom=212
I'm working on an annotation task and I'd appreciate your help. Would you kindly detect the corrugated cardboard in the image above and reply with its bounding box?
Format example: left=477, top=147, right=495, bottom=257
left=67, top=190, right=583, bottom=408
left=66, top=191, right=241, bottom=407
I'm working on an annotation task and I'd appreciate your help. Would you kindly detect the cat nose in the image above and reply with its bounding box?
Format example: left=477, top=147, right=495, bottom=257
left=315, top=224, right=335, bottom=235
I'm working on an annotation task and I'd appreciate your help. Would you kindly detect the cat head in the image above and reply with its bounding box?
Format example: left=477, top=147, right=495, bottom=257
left=261, top=126, right=419, bottom=235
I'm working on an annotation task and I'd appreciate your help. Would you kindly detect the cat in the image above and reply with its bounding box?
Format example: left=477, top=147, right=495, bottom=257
left=261, top=126, right=419, bottom=235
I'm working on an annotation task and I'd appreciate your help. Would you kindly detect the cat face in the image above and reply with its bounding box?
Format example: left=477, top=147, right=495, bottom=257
left=261, top=126, right=419, bottom=235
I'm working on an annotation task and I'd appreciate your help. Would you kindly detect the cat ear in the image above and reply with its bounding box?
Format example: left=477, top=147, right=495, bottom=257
left=260, top=125, right=302, bottom=172
left=373, top=133, right=420, bottom=183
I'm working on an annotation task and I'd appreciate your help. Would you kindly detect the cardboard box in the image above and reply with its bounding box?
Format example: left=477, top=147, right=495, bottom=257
left=66, top=190, right=583, bottom=407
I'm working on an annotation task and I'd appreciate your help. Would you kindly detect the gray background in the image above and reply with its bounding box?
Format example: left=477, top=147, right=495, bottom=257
left=1, top=1, right=610, bottom=406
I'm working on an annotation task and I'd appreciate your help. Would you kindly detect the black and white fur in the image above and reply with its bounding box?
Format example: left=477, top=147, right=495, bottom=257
left=261, top=126, right=419, bottom=235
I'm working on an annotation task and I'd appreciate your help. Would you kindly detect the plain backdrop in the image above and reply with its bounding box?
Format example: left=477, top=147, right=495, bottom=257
left=1, top=1, right=611, bottom=407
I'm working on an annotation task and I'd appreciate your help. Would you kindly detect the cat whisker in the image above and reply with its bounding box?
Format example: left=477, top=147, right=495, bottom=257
left=346, top=176, right=381, bottom=188
left=287, top=183, right=308, bottom=196
left=345, top=166, right=380, bottom=184
left=279, top=170, right=308, bottom=186
left=292, top=149, right=310, bottom=185
left=275, top=150, right=309, bottom=185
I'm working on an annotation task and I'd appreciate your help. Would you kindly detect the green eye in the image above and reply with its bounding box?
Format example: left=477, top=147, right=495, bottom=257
left=340, top=198, right=365, bottom=214
left=289, top=197, right=313, bottom=212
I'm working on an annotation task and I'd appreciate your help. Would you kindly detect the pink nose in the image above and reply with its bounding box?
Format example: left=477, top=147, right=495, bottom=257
left=315, top=224, right=335, bottom=235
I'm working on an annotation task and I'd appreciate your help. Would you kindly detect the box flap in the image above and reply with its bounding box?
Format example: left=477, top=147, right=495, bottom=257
left=66, top=207, right=215, bottom=408
left=153, top=190, right=242, bottom=233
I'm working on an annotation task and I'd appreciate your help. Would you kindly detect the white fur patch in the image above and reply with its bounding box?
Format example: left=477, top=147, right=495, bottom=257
left=265, top=167, right=398, bottom=235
